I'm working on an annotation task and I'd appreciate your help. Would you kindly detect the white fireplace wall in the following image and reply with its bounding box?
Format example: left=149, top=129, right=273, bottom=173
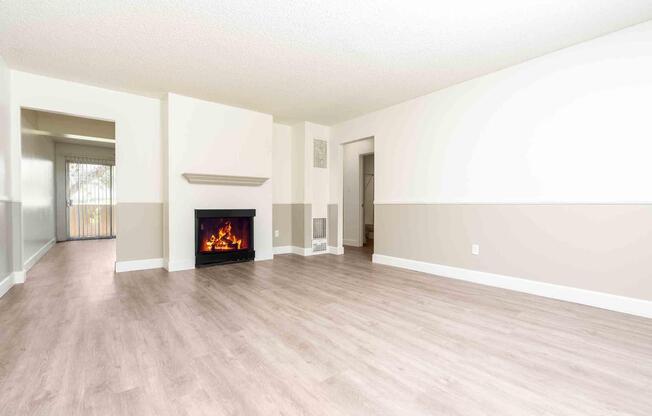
left=165, top=93, right=273, bottom=271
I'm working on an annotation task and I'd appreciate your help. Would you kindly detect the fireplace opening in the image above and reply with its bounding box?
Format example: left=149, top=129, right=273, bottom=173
left=195, top=209, right=255, bottom=267
left=199, top=218, right=250, bottom=253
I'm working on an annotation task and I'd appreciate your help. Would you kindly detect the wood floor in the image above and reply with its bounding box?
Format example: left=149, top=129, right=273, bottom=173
left=1, top=240, right=651, bottom=415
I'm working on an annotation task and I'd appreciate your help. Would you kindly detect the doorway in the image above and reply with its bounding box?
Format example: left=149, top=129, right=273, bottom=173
left=66, top=159, right=116, bottom=240
left=342, top=137, right=374, bottom=259
left=362, top=153, right=374, bottom=250
left=20, top=108, right=116, bottom=272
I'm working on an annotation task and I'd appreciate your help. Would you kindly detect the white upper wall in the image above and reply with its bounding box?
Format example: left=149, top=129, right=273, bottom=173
left=272, top=120, right=332, bottom=208
left=331, top=21, right=652, bottom=204
left=306, top=122, right=330, bottom=218
left=0, top=56, right=10, bottom=199
left=9, top=71, right=162, bottom=203
left=167, top=94, right=272, bottom=179
left=290, top=123, right=305, bottom=204
left=272, top=123, right=292, bottom=204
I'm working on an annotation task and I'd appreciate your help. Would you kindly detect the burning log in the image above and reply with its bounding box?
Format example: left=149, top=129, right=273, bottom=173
left=203, top=220, right=243, bottom=252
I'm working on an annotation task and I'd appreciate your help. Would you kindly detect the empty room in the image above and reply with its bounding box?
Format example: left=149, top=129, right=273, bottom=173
left=1, top=2, right=651, bottom=415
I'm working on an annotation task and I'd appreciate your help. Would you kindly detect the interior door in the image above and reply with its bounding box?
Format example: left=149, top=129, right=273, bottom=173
left=66, top=159, right=116, bottom=240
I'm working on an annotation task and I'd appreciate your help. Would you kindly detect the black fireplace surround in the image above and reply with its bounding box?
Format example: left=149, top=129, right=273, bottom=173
left=195, top=209, right=255, bottom=267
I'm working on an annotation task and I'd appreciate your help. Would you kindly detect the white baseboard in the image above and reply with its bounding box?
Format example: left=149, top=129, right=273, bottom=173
left=372, top=254, right=652, bottom=319
left=274, top=246, right=331, bottom=256
left=290, top=246, right=331, bottom=256
left=24, top=238, right=56, bottom=272
left=343, top=239, right=361, bottom=247
left=0, top=273, right=14, bottom=298
left=12, top=270, right=26, bottom=284
left=115, top=258, right=165, bottom=273
left=273, top=246, right=293, bottom=255
left=255, top=255, right=273, bottom=261
left=0, top=270, right=26, bottom=299
left=292, top=246, right=312, bottom=256
left=273, top=246, right=312, bottom=256
left=328, top=246, right=344, bottom=255
left=164, top=259, right=195, bottom=272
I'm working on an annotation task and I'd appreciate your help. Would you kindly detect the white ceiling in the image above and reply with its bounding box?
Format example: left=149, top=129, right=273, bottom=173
left=2, top=1, right=651, bottom=125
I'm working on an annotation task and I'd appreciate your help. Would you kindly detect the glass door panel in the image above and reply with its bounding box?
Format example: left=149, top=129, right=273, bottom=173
left=66, top=160, right=115, bottom=240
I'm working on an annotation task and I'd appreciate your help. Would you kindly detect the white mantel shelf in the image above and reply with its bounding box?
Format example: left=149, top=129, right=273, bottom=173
left=182, top=173, right=269, bottom=186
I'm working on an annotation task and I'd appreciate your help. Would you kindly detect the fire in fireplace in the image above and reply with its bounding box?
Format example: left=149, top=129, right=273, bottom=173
left=199, top=218, right=250, bottom=253
left=195, top=209, right=255, bottom=267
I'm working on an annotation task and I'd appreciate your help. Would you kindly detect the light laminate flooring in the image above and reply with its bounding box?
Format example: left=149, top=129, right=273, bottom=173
left=1, top=240, right=651, bottom=415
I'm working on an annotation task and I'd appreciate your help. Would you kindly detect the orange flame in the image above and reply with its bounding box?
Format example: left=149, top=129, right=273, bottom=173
left=203, top=221, right=244, bottom=252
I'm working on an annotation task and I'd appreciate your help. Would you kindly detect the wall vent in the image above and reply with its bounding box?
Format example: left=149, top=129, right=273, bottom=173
left=313, top=218, right=327, bottom=239
left=312, top=241, right=327, bottom=252
left=313, top=139, right=327, bottom=168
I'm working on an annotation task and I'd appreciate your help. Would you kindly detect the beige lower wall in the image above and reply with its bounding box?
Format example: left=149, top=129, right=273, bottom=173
left=290, top=204, right=304, bottom=248
left=328, top=204, right=338, bottom=247
left=272, top=204, right=292, bottom=247
left=0, top=201, right=16, bottom=281
left=290, top=204, right=312, bottom=248
left=376, top=204, right=652, bottom=301
left=10, top=202, right=21, bottom=273
left=116, top=202, right=163, bottom=262
left=224, top=204, right=323, bottom=249
left=0, top=201, right=22, bottom=290
left=302, top=204, right=312, bottom=248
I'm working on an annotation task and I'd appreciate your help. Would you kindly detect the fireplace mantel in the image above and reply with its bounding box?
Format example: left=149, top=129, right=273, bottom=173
left=182, top=173, right=269, bottom=186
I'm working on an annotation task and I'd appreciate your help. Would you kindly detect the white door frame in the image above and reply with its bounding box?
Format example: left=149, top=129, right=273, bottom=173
left=339, top=137, right=374, bottom=250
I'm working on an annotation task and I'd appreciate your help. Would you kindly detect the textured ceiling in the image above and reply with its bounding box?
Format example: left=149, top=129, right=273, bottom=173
left=2, top=1, right=652, bottom=125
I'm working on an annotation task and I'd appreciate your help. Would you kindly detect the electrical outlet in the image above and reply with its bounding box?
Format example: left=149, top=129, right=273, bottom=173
left=471, top=244, right=480, bottom=256
left=274, top=230, right=279, bottom=238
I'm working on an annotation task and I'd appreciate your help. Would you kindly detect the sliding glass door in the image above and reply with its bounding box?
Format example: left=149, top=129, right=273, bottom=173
left=66, top=158, right=116, bottom=240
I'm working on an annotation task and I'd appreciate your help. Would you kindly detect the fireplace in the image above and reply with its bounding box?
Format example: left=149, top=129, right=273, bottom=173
left=195, top=209, right=255, bottom=267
